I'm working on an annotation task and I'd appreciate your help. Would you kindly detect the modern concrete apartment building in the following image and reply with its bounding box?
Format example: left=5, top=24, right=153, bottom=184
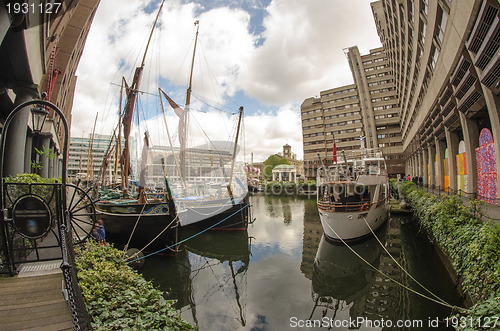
left=371, top=0, right=500, bottom=202
left=68, top=134, right=122, bottom=181
left=301, top=46, right=404, bottom=179
left=0, top=0, right=100, bottom=178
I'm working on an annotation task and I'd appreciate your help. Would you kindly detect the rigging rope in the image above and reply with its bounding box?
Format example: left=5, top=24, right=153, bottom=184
left=125, top=203, right=250, bottom=264
left=123, top=202, right=148, bottom=252
left=126, top=215, right=179, bottom=261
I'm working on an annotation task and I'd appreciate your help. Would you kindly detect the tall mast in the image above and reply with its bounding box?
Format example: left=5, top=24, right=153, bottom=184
left=86, top=112, right=98, bottom=182
left=121, top=0, right=164, bottom=192
left=227, top=106, right=244, bottom=201
left=116, top=79, right=124, bottom=184
left=180, top=20, right=199, bottom=180
left=185, top=20, right=199, bottom=109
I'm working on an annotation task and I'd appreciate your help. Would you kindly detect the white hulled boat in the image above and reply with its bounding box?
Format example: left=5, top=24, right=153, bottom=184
left=316, top=146, right=389, bottom=243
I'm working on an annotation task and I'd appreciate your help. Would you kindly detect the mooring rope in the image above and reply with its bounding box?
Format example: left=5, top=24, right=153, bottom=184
left=125, top=203, right=250, bottom=264
left=321, top=219, right=466, bottom=312
left=363, top=216, right=450, bottom=305
left=125, top=215, right=180, bottom=261
left=123, top=202, right=148, bottom=252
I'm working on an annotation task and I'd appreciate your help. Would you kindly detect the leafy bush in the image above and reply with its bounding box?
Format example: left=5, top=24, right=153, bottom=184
left=75, top=242, right=194, bottom=330
left=401, top=185, right=500, bottom=329
left=4, top=173, right=61, bottom=208
left=5, top=173, right=60, bottom=184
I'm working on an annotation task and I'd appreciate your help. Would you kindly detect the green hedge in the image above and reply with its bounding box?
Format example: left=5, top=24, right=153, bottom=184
left=75, top=242, right=194, bottom=330
left=400, top=181, right=500, bottom=329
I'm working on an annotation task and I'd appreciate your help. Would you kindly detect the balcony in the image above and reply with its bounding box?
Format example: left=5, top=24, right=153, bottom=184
left=457, top=81, right=485, bottom=116
left=438, top=85, right=453, bottom=107
left=480, top=50, right=500, bottom=94
left=443, top=107, right=460, bottom=130
left=441, top=97, right=456, bottom=118
left=431, top=113, right=442, bottom=128
left=450, top=55, right=471, bottom=87
left=474, top=16, right=499, bottom=70
left=433, top=123, right=445, bottom=139
left=467, top=0, right=499, bottom=54
left=454, top=68, right=477, bottom=101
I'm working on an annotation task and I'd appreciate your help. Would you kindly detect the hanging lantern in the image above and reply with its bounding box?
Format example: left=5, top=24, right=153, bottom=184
left=31, top=105, right=49, bottom=134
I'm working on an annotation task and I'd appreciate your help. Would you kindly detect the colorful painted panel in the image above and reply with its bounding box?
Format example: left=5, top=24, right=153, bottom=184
left=457, top=141, right=466, bottom=194
left=444, top=157, right=449, bottom=192
left=434, top=154, right=438, bottom=188
left=476, top=129, right=497, bottom=204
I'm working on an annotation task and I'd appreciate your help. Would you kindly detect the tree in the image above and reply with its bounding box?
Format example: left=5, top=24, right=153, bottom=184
left=263, top=154, right=290, bottom=179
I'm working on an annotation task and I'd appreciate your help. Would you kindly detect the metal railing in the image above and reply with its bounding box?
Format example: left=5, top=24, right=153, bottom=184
left=1, top=181, right=63, bottom=275
left=317, top=197, right=388, bottom=213
left=60, top=218, right=93, bottom=330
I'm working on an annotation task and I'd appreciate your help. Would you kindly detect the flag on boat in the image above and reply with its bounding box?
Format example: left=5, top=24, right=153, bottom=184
left=159, top=89, right=186, bottom=153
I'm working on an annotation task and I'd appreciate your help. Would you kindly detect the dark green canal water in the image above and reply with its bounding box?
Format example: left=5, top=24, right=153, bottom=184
left=140, top=194, right=463, bottom=330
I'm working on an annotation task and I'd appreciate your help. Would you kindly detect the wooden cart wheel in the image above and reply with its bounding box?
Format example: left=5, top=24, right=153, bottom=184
left=66, top=183, right=97, bottom=244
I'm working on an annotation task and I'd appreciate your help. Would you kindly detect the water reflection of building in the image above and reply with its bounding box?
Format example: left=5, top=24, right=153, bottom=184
left=300, top=199, right=324, bottom=280
left=309, top=219, right=411, bottom=325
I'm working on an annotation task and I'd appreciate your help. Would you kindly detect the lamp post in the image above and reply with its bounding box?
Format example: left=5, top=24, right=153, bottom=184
left=30, top=105, right=49, bottom=134
left=0, top=99, right=69, bottom=188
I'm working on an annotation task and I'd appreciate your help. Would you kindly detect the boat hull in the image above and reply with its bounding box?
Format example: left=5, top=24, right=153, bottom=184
left=178, top=194, right=249, bottom=230
left=317, top=202, right=388, bottom=243
left=95, top=200, right=179, bottom=252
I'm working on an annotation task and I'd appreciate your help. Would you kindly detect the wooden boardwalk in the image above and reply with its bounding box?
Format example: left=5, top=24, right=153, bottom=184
left=0, top=266, right=74, bottom=331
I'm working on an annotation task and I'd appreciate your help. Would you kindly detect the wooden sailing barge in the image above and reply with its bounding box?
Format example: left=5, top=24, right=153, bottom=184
left=158, top=21, right=250, bottom=231
left=94, top=0, right=179, bottom=251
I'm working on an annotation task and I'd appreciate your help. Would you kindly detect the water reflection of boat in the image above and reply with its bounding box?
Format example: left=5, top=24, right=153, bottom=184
left=139, top=249, right=192, bottom=310
left=180, top=228, right=251, bottom=329
left=140, top=227, right=251, bottom=330
left=309, top=227, right=386, bottom=322
left=181, top=227, right=250, bottom=262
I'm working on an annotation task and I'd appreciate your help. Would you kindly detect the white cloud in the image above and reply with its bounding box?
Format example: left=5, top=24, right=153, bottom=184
left=244, top=105, right=303, bottom=162
left=72, top=0, right=380, bottom=163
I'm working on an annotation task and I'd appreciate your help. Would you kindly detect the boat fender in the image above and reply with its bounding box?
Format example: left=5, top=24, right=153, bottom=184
left=126, top=248, right=145, bottom=270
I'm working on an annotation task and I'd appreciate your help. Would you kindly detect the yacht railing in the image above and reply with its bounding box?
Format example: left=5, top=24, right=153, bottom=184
left=317, top=196, right=388, bottom=213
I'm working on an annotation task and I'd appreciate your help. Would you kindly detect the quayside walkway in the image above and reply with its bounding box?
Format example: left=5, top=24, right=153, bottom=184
left=0, top=261, right=74, bottom=331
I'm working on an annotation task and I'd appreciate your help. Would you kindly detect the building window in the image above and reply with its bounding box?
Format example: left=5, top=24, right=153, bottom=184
left=418, top=19, right=426, bottom=45
left=429, top=45, right=439, bottom=70
left=436, top=6, right=449, bottom=44
left=420, top=0, right=428, bottom=16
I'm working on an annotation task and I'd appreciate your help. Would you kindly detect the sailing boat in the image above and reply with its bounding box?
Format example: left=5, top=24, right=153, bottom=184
left=159, top=21, right=250, bottom=230
left=94, top=1, right=179, bottom=251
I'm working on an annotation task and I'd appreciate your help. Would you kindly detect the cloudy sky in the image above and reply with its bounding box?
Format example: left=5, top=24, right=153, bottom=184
left=72, top=0, right=381, bottom=162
